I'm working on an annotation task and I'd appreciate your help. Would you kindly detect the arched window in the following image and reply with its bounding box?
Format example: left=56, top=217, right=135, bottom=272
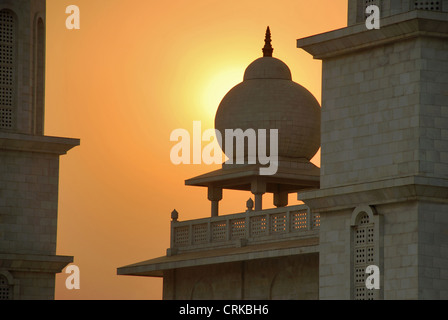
left=351, top=206, right=382, bottom=300
left=353, top=212, right=375, bottom=299
left=0, top=9, right=16, bottom=130
left=0, top=274, right=11, bottom=300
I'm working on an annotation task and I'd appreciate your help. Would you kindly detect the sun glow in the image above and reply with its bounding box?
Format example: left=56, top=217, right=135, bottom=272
left=200, top=66, right=243, bottom=126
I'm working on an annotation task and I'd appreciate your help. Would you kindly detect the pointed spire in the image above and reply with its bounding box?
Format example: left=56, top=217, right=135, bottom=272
left=171, top=209, right=179, bottom=222
left=262, top=26, right=273, bottom=57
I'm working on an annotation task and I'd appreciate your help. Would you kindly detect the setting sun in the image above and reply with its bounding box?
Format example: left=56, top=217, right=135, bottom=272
left=200, top=66, right=246, bottom=124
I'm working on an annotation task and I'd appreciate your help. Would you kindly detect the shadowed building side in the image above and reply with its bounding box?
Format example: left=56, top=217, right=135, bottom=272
left=0, top=0, right=79, bottom=300
left=298, top=0, right=448, bottom=299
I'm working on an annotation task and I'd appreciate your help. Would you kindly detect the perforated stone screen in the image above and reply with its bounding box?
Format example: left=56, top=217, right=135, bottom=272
left=250, top=216, right=267, bottom=237
left=174, top=226, right=190, bottom=246
left=414, top=1, right=442, bottom=10
left=291, top=211, right=308, bottom=231
left=0, top=10, right=15, bottom=129
left=270, top=213, right=287, bottom=234
left=192, top=224, right=208, bottom=244
left=211, top=221, right=227, bottom=242
left=312, top=213, right=321, bottom=229
left=353, top=213, right=376, bottom=300
left=0, top=275, right=11, bottom=300
left=230, top=218, right=246, bottom=239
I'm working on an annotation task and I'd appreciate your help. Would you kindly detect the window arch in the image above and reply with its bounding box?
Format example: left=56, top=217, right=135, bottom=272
left=351, top=205, right=382, bottom=300
left=0, top=9, right=17, bottom=130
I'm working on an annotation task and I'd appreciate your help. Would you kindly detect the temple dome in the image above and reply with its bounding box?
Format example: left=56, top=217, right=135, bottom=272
left=244, top=57, right=292, bottom=81
left=214, top=27, right=321, bottom=161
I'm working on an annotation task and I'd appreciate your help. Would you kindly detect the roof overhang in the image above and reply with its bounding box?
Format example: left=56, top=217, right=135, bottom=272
left=185, top=160, right=320, bottom=194
left=0, top=132, right=80, bottom=155
left=117, top=238, right=319, bottom=278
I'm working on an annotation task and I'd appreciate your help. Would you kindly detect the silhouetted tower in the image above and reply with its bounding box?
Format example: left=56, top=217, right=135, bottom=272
left=0, top=0, right=79, bottom=300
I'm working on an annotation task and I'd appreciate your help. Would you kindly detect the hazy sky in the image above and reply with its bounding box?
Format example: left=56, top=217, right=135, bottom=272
left=47, top=0, right=347, bottom=300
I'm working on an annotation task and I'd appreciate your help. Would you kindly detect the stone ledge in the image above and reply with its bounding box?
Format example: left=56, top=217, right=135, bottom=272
left=117, top=238, right=319, bottom=277
left=298, top=175, right=448, bottom=212
left=0, top=253, right=73, bottom=273
left=0, top=132, right=80, bottom=155
left=297, top=11, right=448, bottom=59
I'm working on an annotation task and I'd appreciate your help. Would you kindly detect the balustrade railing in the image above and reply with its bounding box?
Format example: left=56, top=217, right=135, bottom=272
left=170, top=205, right=320, bottom=254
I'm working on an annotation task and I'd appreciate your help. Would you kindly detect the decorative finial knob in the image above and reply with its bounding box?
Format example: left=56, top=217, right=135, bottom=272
left=246, top=198, right=254, bottom=212
left=171, top=209, right=179, bottom=222
left=262, top=26, right=273, bottom=57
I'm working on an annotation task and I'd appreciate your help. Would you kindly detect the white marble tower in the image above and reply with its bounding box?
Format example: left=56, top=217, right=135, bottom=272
left=298, top=0, right=448, bottom=299
left=0, top=0, right=79, bottom=300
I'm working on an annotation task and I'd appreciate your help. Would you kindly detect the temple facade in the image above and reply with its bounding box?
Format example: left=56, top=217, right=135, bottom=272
left=118, top=1, right=448, bottom=300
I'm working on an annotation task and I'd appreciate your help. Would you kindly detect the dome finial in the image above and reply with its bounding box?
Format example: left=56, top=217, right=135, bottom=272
left=262, top=26, right=273, bottom=57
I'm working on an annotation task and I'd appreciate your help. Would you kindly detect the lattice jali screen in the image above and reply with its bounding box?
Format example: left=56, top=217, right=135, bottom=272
left=353, top=213, right=376, bottom=300
left=211, top=221, right=227, bottom=242
left=0, top=10, right=15, bottom=129
left=414, top=1, right=442, bottom=11
left=270, top=213, right=287, bottom=234
left=291, top=211, right=308, bottom=231
left=365, top=0, right=381, bottom=9
left=312, top=213, right=321, bottom=229
left=230, top=218, right=246, bottom=239
left=250, top=216, right=267, bottom=237
left=174, top=226, right=190, bottom=246
left=0, top=275, right=11, bottom=300
left=192, top=224, right=208, bottom=244
left=0, top=108, right=12, bottom=127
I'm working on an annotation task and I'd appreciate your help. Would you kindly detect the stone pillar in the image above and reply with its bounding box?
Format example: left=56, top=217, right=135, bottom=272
left=274, top=191, right=288, bottom=208
left=208, top=186, right=223, bottom=217
left=251, top=178, right=266, bottom=211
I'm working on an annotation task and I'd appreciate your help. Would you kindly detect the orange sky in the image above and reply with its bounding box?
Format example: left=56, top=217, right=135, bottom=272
left=46, top=0, right=348, bottom=300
